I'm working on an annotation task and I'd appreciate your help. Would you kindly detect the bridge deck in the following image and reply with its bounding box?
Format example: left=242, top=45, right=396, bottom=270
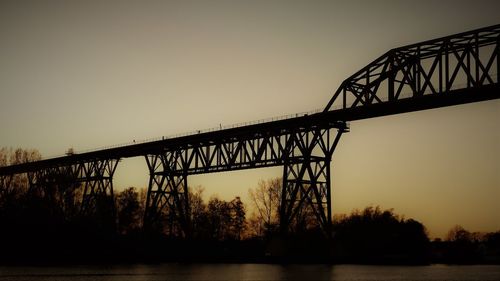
left=0, top=83, right=497, bottom=176
left=1, top=24, right=499, bottom=176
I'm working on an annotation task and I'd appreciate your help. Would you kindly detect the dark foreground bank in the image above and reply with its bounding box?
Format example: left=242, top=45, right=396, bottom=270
left=1, top=231, right=499, bottom=265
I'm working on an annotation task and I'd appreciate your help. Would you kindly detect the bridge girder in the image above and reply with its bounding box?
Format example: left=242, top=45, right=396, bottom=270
left=325, top=24, right=500, bottom=113
left=77, top=159, right=119, bottom=216
left=4, top=158, right=120, bottom=218
left=143, top=123, right=348, bottom=236
left=281, top=127, right=345, bottom=235
left=144, top=154, right=190, bottom=236
left=0, top=24, right=498, bottom=239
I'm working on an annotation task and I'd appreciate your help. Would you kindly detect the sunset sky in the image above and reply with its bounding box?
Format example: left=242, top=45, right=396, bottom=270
left=0, top=0, right=498, bottom=238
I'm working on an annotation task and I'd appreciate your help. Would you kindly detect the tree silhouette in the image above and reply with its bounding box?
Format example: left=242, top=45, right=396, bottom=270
left=230, top=197, right=246, bottom=240
left=248, top=178, right=281, bottom=236
left=332, top=206, right=430, bottom=263
left=0, top=147, right=40, bottom=199
left=444, top=225, right=481, bottom=263
left=207, top=196, right=232, bottom=240
left=3, top=151, right=499, bottom=265
left=446, top=225, right=472, bottom=242
left=116, top=187, right=142, bottom=234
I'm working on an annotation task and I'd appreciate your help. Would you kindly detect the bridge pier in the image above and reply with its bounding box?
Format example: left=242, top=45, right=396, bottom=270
left=24, top=159, right=118, bottom=217
left=27, top=167, right=71, bottom=202
left=280, top=126, right=347, bottom=236
left=144, top=153, right=190, bottom=237
left=0, top=24, right=498, bottom=242
left=142, top=123, right=348, bottom=237
left=77, top=159, right=119, bottom=216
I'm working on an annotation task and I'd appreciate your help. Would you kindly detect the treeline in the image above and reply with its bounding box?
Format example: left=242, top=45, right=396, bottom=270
left=331, top=206, right=430, bottom=264
left=113, top=185, right=247, bottom=240
left=1, top=148, right=499, bottom=264
left=432, top=225, right=500, bottom=264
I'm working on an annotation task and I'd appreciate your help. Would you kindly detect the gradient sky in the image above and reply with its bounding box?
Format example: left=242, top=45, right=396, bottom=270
left=0, top=0, right=498, bottom=238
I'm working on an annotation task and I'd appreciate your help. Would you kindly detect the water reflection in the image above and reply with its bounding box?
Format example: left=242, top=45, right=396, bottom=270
left=276, top=264, right=332, bottom=281
left=0, top=264, right=499, bottom=281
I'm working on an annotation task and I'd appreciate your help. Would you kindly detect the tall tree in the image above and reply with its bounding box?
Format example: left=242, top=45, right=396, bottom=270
left=446, top=225, right=472, bottom=242
left=207, top=196, right=232, bottom=240
left=248, top=178, right=281, bottom=236
left=230, top=196, right=246, bottom=240
left=0, top=147, right=41, bottom=198
left=189, top=186, right=209, bottom=239
left=116, top=187, right=142, bottom=234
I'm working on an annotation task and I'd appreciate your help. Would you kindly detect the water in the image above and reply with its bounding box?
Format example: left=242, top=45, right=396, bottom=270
left=0, top=264, right=499, bottom=281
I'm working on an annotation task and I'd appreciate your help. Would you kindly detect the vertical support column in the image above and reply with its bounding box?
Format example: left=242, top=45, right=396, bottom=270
left=280, top=123, right=348, bottom=236
left=466, top=45, right=471, bottom=88
left=411, top=53, right=418, bottom=96
left=416, top=46, right=421, bottom=95
left=25, top=165, right=81, bottom=217
left=325, top=156, right=332, bottom=233
left=364, top=69, right=370, bottom=104
left=445, top=40, right=450, bottom=91
left=281, top=157, right=331, bottom=233
left=79, top=159, right=119, bottom=217
left=388, top=52, right=395, bottom=101
left=438, top=47, right=443, bottom=93
left=58, top=164, right=81, bottom=217
left=474, top=33, right=480, bottom=85
left=144, top=153, right=190, bottom=237
left=496, top=35, right=499, bottom=84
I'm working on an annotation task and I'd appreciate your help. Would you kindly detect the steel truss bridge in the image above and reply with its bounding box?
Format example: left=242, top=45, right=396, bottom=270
left=1, top=25, right=499, bottom=236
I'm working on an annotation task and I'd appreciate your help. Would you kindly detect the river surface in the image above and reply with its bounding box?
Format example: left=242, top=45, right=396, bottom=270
left=0, top=264, right=499, bottom=281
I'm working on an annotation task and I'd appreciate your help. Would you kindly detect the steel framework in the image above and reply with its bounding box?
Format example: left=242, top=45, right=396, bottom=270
left=0, top=24, right=498, bottom=236
left=27, top=166, right=71, bottom=201
left=324, top=24, right=499, bottom=112
left=77, top=159, right=119, bottom=215
left=143, top=122, right=348, bottom=235
left=280, top=127, right=345, bottom=234
left=21, top=159, right=119, bottom=215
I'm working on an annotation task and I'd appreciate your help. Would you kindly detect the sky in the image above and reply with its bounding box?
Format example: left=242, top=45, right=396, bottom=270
left=0, top=0, right=499, bottom=238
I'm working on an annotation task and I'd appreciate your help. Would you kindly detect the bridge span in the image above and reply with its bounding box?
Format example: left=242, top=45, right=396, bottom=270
left=1, top=24, right=499, bottom=236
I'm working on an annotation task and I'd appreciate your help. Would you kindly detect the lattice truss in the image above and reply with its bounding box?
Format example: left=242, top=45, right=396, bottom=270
left=144, top=155, right=190, bottom=236
left=325, top=24, right=499, bottom=111
left=27, top=166, right=74, bottom=201
left=21, top=159, right=119, bottom=215
left=144, top=123, right=348, bottom=235
left=77, top=159, right=119, bottom=214
left=280, top=128, right=344, bottom=233
left=3, top=25, right=496, bottom=237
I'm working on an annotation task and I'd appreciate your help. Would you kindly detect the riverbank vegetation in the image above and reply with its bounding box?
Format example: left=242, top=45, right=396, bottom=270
left=1, top=148, right=499, bottom=264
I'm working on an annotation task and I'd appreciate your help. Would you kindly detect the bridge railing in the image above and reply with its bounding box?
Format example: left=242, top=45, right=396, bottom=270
left=12, top=25, right=499, bottom=162
left=324, top=24, right=500, bottom=112
left=41, top=108, right=327, bottom=160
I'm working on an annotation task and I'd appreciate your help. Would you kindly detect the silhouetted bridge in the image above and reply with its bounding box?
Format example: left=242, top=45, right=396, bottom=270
left=1, top=25, right=499, bottom=236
